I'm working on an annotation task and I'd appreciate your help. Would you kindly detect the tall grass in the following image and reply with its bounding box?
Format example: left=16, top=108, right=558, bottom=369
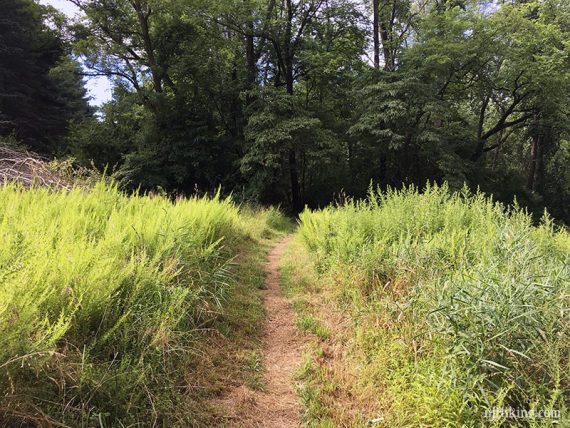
left=0, top=182, right=284, bottom=426
left=298, top=184, right=569, bottom=426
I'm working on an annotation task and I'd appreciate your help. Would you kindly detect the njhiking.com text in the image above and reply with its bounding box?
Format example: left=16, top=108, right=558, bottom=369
left=484, top=407, right=561, bottom=421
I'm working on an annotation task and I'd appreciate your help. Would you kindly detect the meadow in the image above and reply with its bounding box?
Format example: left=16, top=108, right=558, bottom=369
left=1, top=179, right=568, bottom=427
left=284, top=184, right=569, bottom=427
left=0, top=182, right=288, bottom=426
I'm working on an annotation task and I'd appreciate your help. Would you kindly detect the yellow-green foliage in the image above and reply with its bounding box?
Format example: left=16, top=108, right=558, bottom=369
left=0, top=182, right=285, bottom=426
left=298, top=184, right=570, bottom=426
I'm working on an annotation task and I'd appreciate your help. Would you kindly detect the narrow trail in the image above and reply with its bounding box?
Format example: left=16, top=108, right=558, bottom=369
left=217, top=236, right=302, bottom=427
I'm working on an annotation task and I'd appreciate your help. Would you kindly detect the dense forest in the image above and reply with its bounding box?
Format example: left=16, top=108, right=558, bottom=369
left=1, top=0, right=569, bottom=221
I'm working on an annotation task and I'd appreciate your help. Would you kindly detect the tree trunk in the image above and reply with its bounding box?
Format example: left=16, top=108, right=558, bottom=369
left=373, top=0, right=380, bottom=69
left=284, top=1, right=294, bottom=96
left=243, top=18, right=256, bottom=110
left=379, top=23, right=393, bottom=71
left=492, top=129, right=503, bottom=168
left=245, top=17, right=256, bottom=89
left=132, top=1, right=163, bottom=93
left=289, top=149, right=302, bottom=213
left=473, top=95, right=490, bottom=160
left=284, top=0, right=302, bottom=213
left=285, top=58, right=302, bottom=213
left=527, top=134, right=542, bottom=192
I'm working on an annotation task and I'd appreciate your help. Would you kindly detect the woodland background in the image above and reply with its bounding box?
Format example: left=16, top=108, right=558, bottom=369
left=1, top=0, right=569, bottom=220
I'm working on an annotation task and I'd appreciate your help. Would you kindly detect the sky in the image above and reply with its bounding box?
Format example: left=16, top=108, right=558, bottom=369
left=39, top=0, right=113, bottom=106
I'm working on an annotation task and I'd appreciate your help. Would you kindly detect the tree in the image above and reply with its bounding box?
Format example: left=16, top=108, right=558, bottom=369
left=70, top=0, right=178, bottom=107
left=58, top=0, right=570, bottom=223
left=351, top=0, right=570, bottom=222
left=240, top=0, right=365, bottom=211
left=0, top=0, right=89, bottom=153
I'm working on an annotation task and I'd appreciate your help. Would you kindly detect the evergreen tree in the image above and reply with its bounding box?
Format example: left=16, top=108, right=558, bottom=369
left=0, top=0, right=90, bottom=153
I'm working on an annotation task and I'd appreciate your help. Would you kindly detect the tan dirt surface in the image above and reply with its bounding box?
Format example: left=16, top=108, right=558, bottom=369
left=215, top=236, right=302, bottom=427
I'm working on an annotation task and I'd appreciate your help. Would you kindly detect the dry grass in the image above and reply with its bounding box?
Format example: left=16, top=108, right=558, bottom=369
left=0, top=147, right=71, bottom=189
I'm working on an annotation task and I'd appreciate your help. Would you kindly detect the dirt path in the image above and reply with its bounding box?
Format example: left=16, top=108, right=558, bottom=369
left=216, top=236, right=302, bottom=427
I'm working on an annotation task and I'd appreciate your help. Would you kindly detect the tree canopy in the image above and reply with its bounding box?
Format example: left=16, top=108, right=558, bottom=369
left=2, top=0, right=570, bottom=221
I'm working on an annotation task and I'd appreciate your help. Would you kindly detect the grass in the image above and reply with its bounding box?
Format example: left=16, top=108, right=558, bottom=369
left=281, top=238, right=378, bottom=427
left=3, top=179, right=567, bottom=426
left=287, top=183, right=569, bottom=427
left=296, top=315, right=330, bottom=340
left=0, top=181, right=291, bottom=426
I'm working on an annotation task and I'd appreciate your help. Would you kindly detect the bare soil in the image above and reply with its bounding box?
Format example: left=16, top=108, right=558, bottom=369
left=215, top=236, right=302, bottom=427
